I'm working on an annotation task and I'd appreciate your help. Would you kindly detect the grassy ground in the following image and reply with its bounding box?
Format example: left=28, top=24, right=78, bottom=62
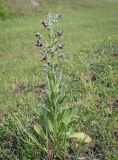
left=0, top=0, right=118, bottom=159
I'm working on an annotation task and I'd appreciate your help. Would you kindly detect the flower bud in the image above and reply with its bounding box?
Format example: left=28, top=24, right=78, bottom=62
left=49, top=47, right=56, bottom=54
left=58, top=53, right=65, bottom=58
left=35, top=33, right=42, bottom=39
left=43, top=64, right=48, bottom=70
left=58, top=43, right=64, bottom=49
left=56, top=14, right=62, bottom=20
left=47, top=60, right=51, bottom=65
left=57, top=29, right=63, bottom=37
left=40, top=51, right=47, bottom=61
left=41, top=55, right=47, bottom=61
left=35, top=40, right=44, bottom=47
left=42, top=21, right=49, bottom=28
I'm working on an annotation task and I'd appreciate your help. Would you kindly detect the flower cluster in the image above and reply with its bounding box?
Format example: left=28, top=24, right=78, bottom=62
left=35, top=13, right=65, bottom=69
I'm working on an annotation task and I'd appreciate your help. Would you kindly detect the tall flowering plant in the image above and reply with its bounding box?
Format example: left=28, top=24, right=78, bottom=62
left=16, top=13, right=92, bottom=160
left=34, top=13, right=92, bottom=159
left=35, top=13, right=72, bottom=158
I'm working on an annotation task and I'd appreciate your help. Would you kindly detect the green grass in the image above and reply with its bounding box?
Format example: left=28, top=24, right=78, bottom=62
left=0, top=0, right=118, bottom=159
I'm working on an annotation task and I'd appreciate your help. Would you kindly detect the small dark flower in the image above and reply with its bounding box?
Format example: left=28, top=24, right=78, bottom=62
left=56, top=14, right=62, bottom=20
left=35, top=33, right=42, bottom=39
left=57, top=29, right=63, bottom=37
left=58, top=43, right=64, bottom=49
left=42, top=21, right=49, bottom=28
left=35, top=40, right=44, bottom=47
left=41, top=55, right=47, bottom=61
left=47, top=60, right=51, bottom=65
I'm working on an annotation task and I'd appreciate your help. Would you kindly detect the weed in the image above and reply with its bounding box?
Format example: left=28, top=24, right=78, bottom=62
left=14, top=13, right=92, bottom=159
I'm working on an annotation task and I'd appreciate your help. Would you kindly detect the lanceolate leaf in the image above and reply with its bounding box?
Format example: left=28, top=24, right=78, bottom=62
left=62, top=107, right=73, bottom=126
left=47, top=119, right=54, bottom=132
left=33, top=122, right=46, bottom=139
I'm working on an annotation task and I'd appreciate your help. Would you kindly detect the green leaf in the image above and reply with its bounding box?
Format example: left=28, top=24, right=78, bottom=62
left=62, top=107, right=73, bottom=126
left=59, top=122, right=66, bottom=132
left=33, top=122, right=46, bottom=139
left=47, top=119, right=54, bottom=132
left=57, top=112, right=64, bottom=122
left=14, top=115, right=47, bottom=152
left=69, top=132, right=92, bottom=144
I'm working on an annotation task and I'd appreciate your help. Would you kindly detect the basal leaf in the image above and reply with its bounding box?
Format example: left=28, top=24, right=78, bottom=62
left=69, top=132, right=92, bottom=144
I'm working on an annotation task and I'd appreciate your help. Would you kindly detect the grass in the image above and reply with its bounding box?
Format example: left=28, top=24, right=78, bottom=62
left=0, top=0, right=118, bottom=159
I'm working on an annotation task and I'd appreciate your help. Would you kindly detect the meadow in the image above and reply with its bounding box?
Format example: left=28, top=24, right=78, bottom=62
left=0, top=0, right=118, bottom=159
